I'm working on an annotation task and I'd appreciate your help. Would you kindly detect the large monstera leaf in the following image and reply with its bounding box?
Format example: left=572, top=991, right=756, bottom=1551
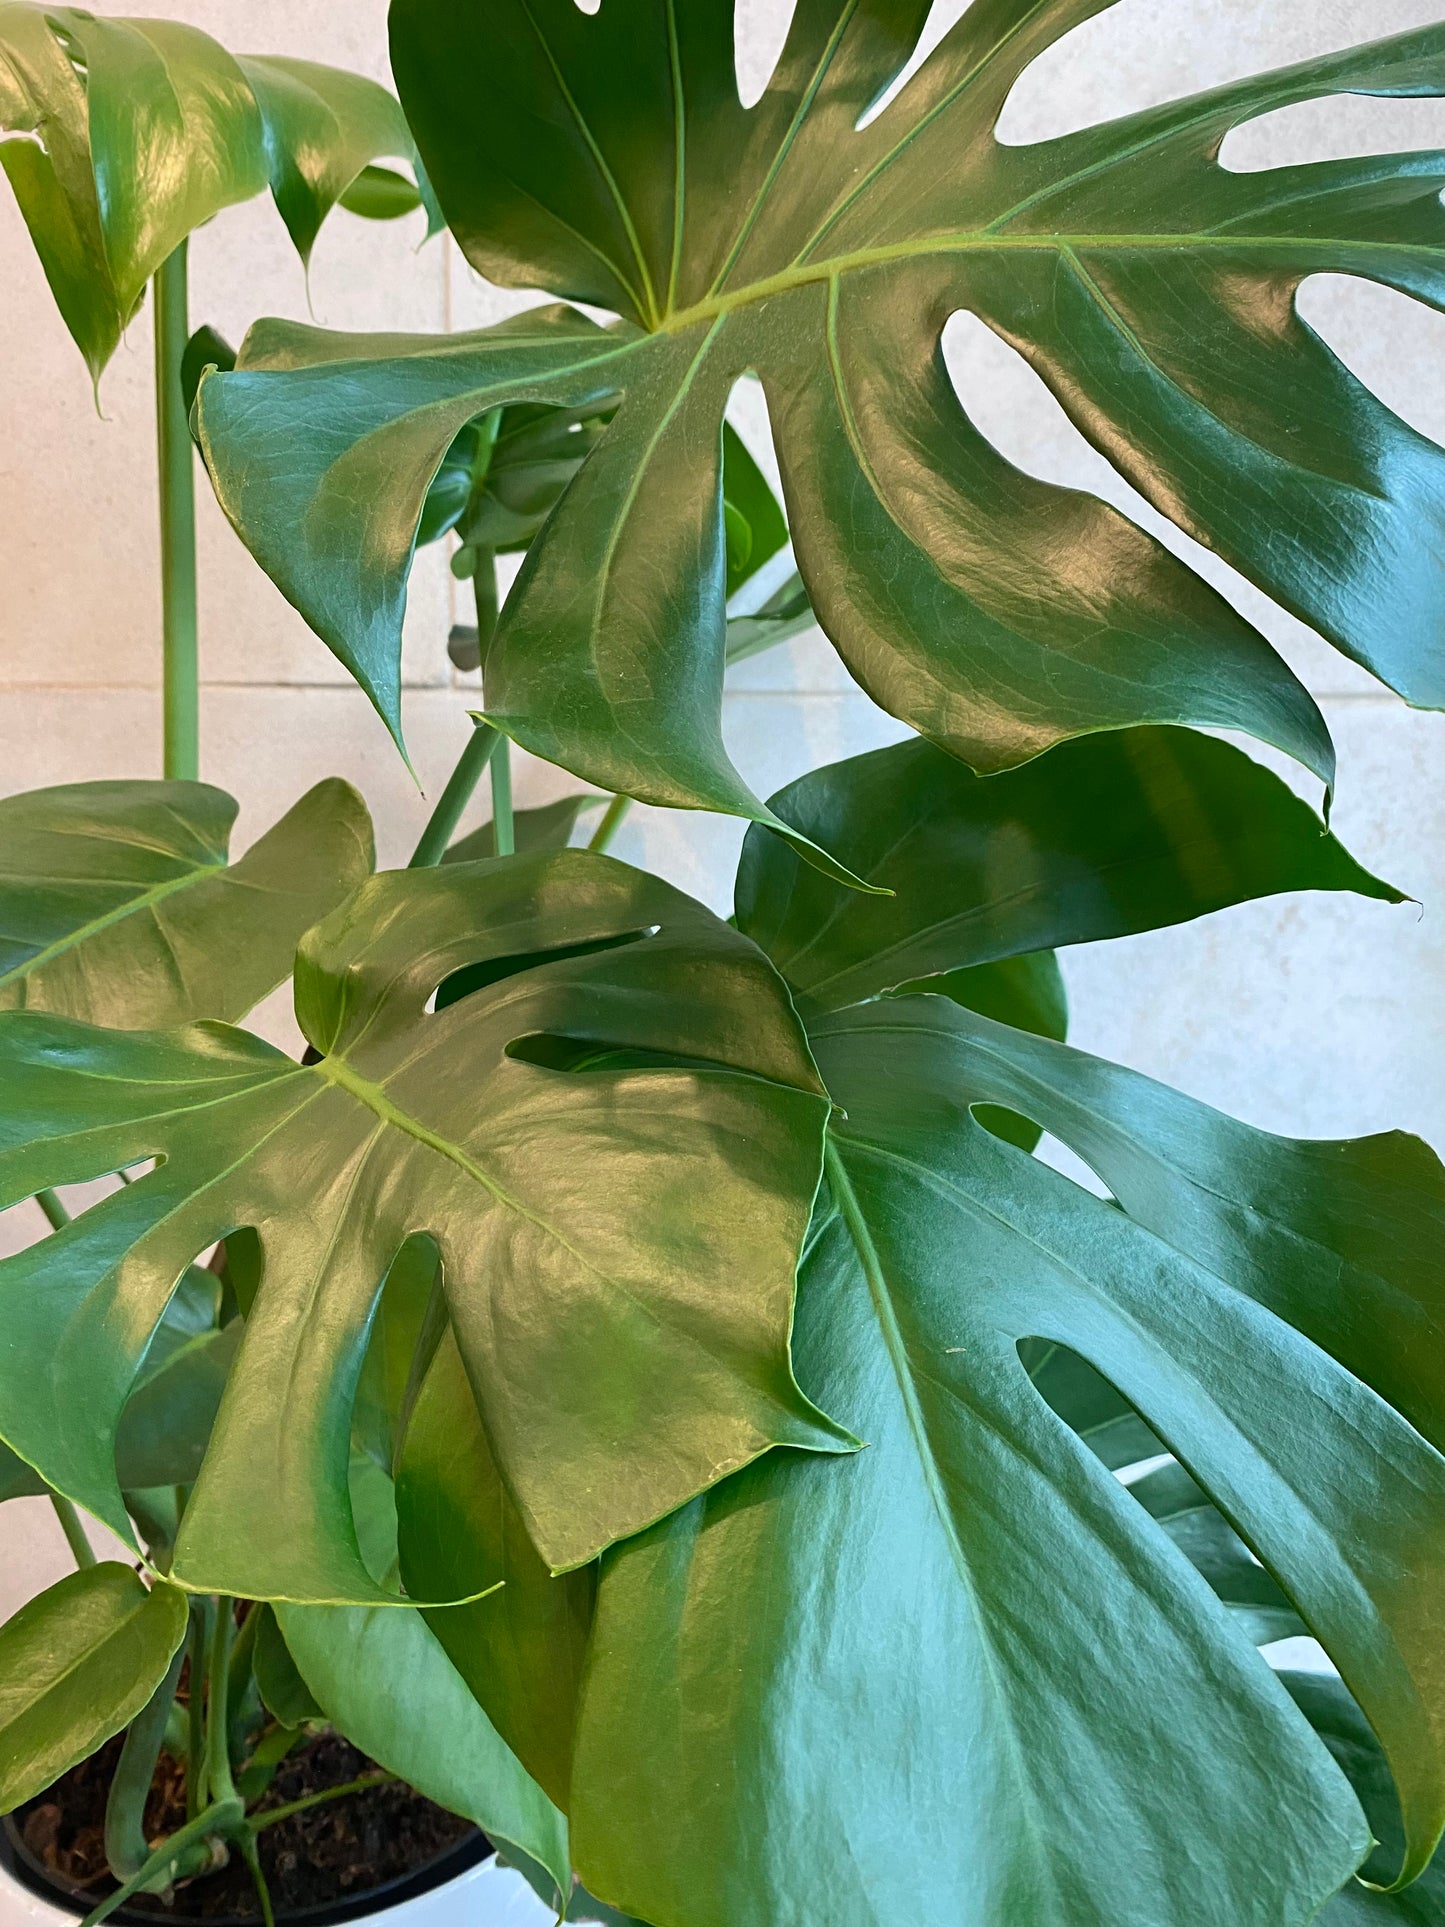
left=0, top=852, right=849, bottom=1603
left=0, top=4, right=438, bottom=382
left=567, top=997, right=1445, bottom=1927
left=0, top=777, right=373, bottom=1027
left=198, top=2, right=1445, bottom=858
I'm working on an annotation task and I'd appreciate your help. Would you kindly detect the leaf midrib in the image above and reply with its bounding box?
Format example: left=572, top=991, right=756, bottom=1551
left=0, top=858, right=227, bottom=992
left=655, top=229, right=1436, bottom=336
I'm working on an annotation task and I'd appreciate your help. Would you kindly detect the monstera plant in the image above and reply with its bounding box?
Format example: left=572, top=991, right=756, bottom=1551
left=3, top=2, right=1445, bottom=1925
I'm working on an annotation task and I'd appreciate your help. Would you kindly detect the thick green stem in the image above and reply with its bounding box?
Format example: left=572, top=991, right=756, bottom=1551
left=106, top=1644, right=187, bottom=1881
left=205, top=1599, right=238, bottom=1806
left=248, top=1772, right=397, bottom=1834
left=588, top=795, right=633, bottom=854
left=408, top=721, right=499, bottom=868
left=186, top=1601, right=212, bottom=1820
left=49, top=1493, right=96, bottom=1568
left=36, top=1188, right=70, bottom=1231
left=155, top=242, right=199, bottom=783
left=490, top=734, right=515, bottom=857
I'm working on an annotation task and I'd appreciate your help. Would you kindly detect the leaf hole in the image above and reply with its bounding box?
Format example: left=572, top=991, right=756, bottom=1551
left=734, top=0, right=796, bottom=109
left=1293, top=274, right=1445, bottom=452
left=995, top=1, right=1417, bottom=147
left=429, top=926, right=658, bottom=1015
left=1220, top=94, right=1445, bottom=174
left=854, top=0, right=962, bottom=132
left=1018, top=1339, right=1163, bottom=1473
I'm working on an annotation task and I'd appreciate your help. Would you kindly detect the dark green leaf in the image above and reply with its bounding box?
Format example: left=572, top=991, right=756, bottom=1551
left=181, top=325, right=236, bottom=419
left=736, top=728, right=1398, bottom=1016
left=398, top=1329, right=596, bottom=1810
left=568, top=997, right=1445, bottom=1923
left=0, top=1438, right=45, bottom=1502
left=1288, top=1674, right=1445, bottom=1923
left=0, top=1565, right=188, bottom=1812
left=113, top=1323, right=241, bottom=1491
left=1129, top=1458, right=1307, bottom=1647
left=205, top=7, right=1445, bottom=845
left=443, top=794, right=605, bottom=865
left=0, top=853, right=848, bottom=1601
left=277, top=1597, right=571, bottom=1899
left=252, top=1605, right=323, bottom=1729
left=0, top=778, right=374, bottom=1028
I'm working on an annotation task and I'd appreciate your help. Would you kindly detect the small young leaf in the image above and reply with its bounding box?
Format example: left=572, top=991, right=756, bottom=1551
left=0, top=1566, right=188, bottom=1813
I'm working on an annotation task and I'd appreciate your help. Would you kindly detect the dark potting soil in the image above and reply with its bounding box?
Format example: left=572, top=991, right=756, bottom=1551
left=16, top=1731, right=481, bottom=1920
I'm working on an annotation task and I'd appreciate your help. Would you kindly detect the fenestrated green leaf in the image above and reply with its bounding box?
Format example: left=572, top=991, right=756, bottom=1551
left=735, top=726, right=1399, bottom=1016
left=277, top=1596, right=571, bottom=1903
left=0, top=6, right=434, bottom=380
left=0, top=777, right=374, bottom=1029
left=1289, top=1674, right=1445, bottom=1923
left=0, top=1565, right=188, bottom=1813
left=204, top=7, right=1445, bottom=847
left=0, top=852, right=848, bottom=1603
left=443, top=795, right=604, bottom=866
left=398, top=1329, right=596, bottom=1810
left=568, top=996, right=1445, bottom=1925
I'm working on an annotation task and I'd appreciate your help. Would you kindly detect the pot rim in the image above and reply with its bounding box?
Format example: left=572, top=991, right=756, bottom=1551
left=0, top=1813, right=493, bottom=1927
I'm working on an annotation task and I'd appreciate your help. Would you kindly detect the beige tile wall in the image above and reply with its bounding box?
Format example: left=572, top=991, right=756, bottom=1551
left=4, top=0, right=1445, bottom=1603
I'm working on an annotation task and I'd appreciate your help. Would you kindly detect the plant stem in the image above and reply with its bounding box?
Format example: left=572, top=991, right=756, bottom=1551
left=186, top=1601, right=213, bottom=1819
left=106, top=1644, right=187, bottom=1881
left=408, top=720, right=499, bottom=867
left=49, top=1493, right=96, bottom=1568
left=205, top=1599, right=238, bottom=1806
left=81, top=1799, right=244, bottom=1927
left=490, top=734, right=514, bottom=857
left=154, top=240, right=199, bottom=783
left=247, top=1772, right=398, bottom=1834
left=587, top=795, right=632, bottom=854
left=239, top=1835, right=276, bottom=1927
left=36, top=1188, right=70, bottom=1230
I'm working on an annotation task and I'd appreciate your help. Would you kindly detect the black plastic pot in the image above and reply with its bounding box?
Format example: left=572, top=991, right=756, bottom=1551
left=0, top=1815, right=492, bottom=1927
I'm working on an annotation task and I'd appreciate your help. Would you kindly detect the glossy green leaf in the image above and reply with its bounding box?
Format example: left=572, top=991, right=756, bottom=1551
left=443, top=795, right=605, bottom=865
left=278, top=1597, right=571, bottom=1902
left=0, top=1565, right=188, bottom=1813
left=204, top=7, right=1445, bottom=845
left=0, top=852, right=847, bottom=1602
left=736, top=726, right=1399, bottom=1015
left=569, top=996, right=1445, bottom=1925
left=252, top=1604, right=323, bottom=1730
left=0, top=6, right=433, bottom=380
left=0, top=778, right=374, bottom=1028
left=235, top=55, right=439, bottom=266
left=398, top=1329, right=596, bottom=1810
